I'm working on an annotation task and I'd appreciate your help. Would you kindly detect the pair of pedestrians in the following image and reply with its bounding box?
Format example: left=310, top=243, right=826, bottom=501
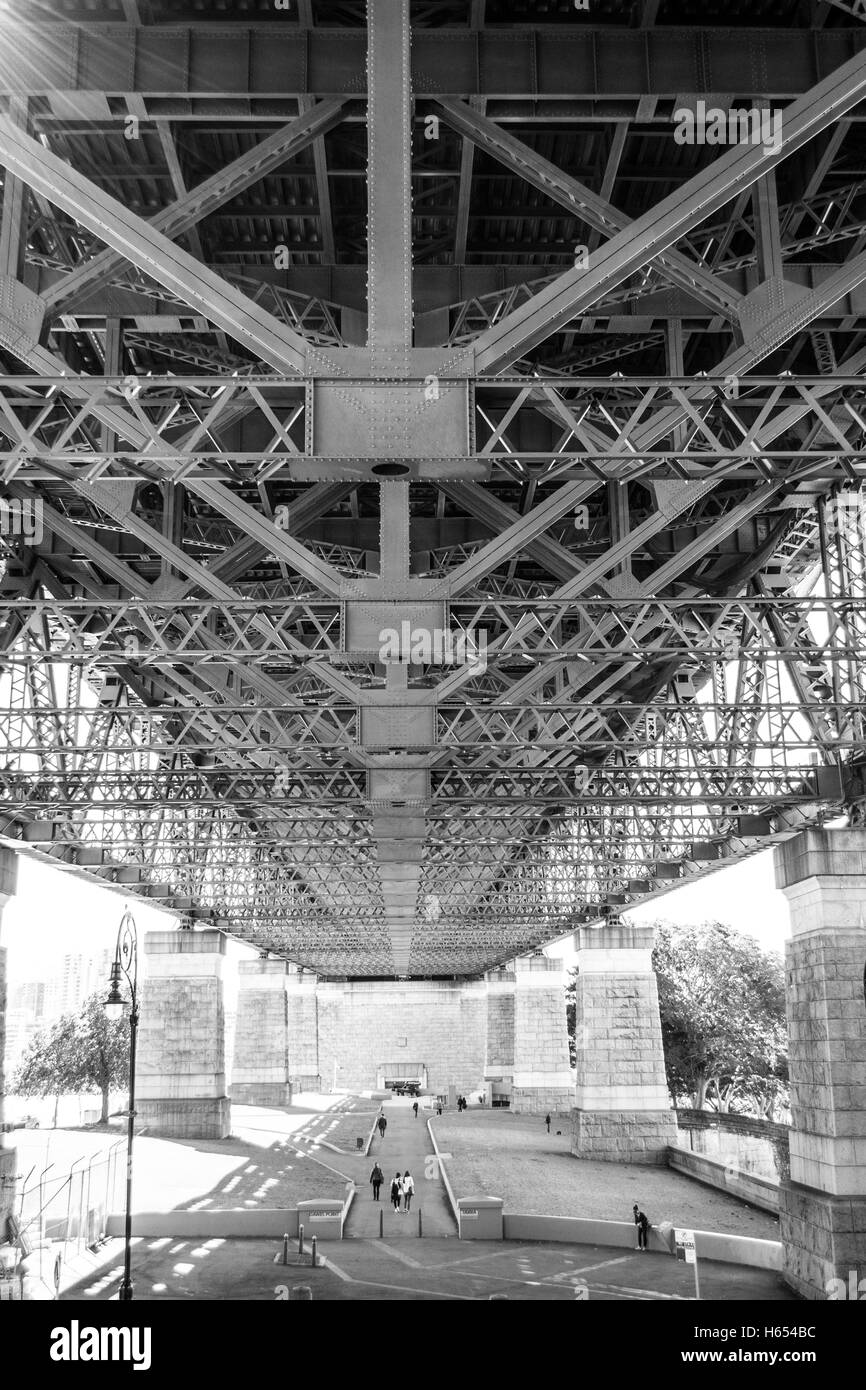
left=390, top=1170, right=415, bottom=1212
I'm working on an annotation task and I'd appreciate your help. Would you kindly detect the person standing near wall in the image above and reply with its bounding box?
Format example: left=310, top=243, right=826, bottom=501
left=633, top=1204, right=650, bottom=1251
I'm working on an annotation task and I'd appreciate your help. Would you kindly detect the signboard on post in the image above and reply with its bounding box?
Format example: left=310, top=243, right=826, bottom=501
left=675, top=1228, right=701, bottom=1299
left=675, top=1229, right=696, bottom=1264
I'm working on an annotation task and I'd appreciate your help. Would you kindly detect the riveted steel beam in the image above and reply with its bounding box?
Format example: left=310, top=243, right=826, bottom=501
left=0, top=116, right=310, bottom=374
left=43, top=99, right=347, bottom=316
left=471, top=51, right=866, bottom=373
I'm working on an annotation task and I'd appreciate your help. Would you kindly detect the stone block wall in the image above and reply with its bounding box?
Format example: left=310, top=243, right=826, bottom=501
left=784, top=930, right=866, bottom=1195
left=232, top=961, right=290, bottom=1107
left=315, top=980, right=487, bottom=1093
left=286, top=971, right=320, bottom=1089
left=572, top=925, right=677, bottom=1162
left=775, top=828, right=866, bottom=1298
left=136, top=931, right=230, bottom=1139
left=512, top=958, right=572, bottom=1114
left=484, top=980, right=514, bottom=1076
left=676, top=1110, right=789, bottom=1183
left=0, top=849, right=19, bottom=1235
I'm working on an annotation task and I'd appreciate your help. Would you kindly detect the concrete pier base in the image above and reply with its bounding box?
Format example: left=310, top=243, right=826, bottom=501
left=137, top=930, right=231, bottom=1139
left=775, top=830, right=866, bottom=1299
left=0, top=848, right=19, bottom=1236
left=231, top=959, right=291, bottom=1108
left=571, top=925, right=677, bottom=1163
left=511, top=956, right=572, bottom=1114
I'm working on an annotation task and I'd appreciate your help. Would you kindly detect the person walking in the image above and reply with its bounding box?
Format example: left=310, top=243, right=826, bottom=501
left=412, top=1100, right=419, bottom=1119
left=402, top=1170, right=415, bottom=1213
left=377, top=1115, right=387, bottom=1140
left=633, top=1204, right=650, bottom=1251
left=369, top=1162, right=383, bottom=1202
left=436, top=1103, right=443, bottom=1116
left=390, top=1173, right=402, bottom=1212
left=545, top=1113, right=551, bottom=1133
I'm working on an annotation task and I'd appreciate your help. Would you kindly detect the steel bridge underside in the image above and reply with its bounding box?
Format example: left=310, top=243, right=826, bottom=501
left=0, top=0, right=865, bottom=976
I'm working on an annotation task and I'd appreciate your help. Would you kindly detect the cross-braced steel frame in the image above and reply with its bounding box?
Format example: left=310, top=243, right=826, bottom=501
left=0, top=0, right=865, bottom=975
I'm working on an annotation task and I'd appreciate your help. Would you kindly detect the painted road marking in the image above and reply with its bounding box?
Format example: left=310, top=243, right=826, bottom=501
left=548, top=1254, right=634, bottom=1280
left=377, top=1243, right=424, bottom=1270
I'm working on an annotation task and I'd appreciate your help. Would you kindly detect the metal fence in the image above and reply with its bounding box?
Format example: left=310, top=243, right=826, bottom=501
left=15, top=1141, right=125, bottom=1253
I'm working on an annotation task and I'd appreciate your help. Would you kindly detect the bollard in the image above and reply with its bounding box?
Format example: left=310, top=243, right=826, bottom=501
left=310, top=1235, right=318, bottom=1268
left=298, top=1223, right=304, bottom=1255
left=379, top=1207, right=384, bottom=1238
left=418, top=1208, right=423, bottom=1238
left=282, top=1232, right=289, bottom=1265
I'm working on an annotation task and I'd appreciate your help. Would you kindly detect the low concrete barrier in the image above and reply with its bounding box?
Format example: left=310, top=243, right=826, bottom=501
left=106, top=1209, right=299, bottom=1239
left=457, top=1196, right=504, bottom=1240
left=501, top=1212, right=781, bottom=1270
left=364, top=1113, right=379, bottom=1158
left=297, top=1198, right=344, bottom=1239
left=503, top=1214, right=669, bottom=1254
left=668, top=1145, right=780, bottom=1215
left=427, top=1119, right=459, bottom=1227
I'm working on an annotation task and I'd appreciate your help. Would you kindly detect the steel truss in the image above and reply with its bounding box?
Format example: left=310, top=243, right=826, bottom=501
left=0, top=5, right=865, bottom=974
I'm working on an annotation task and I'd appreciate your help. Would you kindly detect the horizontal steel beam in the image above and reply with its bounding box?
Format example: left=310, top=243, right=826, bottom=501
left=2, top=25, right=860, bottom=104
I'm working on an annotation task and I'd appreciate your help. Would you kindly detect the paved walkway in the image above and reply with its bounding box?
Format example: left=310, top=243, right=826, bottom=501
left=62, top=1234, right=796, bottom=1302
left=344, top=1098, right=455, bottom=1239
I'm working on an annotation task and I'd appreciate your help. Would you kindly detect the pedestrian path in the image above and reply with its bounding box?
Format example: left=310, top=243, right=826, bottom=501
left=344, top=1099, right=456, bottom=1239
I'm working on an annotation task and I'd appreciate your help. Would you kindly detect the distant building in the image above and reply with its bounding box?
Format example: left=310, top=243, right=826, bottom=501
left=4, top=948, right=113, bottom=1075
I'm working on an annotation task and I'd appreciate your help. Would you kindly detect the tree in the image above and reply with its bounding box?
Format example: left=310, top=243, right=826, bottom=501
left=651, top=921, right=788, bottom=1115
left=12, top=993, right=130, bottom=1124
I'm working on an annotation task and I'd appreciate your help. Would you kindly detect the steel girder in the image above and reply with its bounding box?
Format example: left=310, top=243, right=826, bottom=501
left=0, top=119, right=311, bottom=374
left=1, top=24, right=861, bottom=110
left=0, top=11, right=865, bottom=975
left=42, top=100, right=348, bottom=316
left=470, top=51, right=866, bottom=373
left=435, top=98, right=743, bottom=323
left=1, top=374, right=864, bottom=484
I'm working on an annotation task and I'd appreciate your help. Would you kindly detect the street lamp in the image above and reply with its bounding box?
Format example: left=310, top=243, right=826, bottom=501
left=103, top=910, right=138, bottom=1302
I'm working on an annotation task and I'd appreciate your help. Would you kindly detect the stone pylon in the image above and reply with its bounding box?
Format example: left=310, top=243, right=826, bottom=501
left=484, top=966, right=515, bottom=1103
left=775, top=829, right=866, bottom=1299
left=231, top=959, right=291, bottom=1107
left=511, top=955, right=572, bottom=1114
left=571, top=924, right=677, bottom=1163
left=286, top=965, right=320, bottom=1093
left=0, top=847, right=19, bottom=1235
left=136, top=929, right=231, bottom=1139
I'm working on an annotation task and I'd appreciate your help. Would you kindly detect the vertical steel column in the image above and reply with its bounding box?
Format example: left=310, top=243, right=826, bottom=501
left=366, top=0, right=413, bottom=354
left=752, top=171, right=784, bottom=282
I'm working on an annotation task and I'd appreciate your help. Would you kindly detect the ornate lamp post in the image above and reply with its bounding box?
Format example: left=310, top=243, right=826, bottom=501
left=103, top=910, right=139, bottom=1302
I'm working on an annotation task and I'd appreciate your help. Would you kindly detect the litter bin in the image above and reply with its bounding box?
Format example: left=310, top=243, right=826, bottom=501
left=457, top=1196, right=504, bottom=1240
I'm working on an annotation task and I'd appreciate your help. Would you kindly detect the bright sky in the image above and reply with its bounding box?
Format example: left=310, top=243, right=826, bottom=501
left=2, top=838, right=792, bottom=988
left=3, top=853, right=178, bottom=984
left=546, top=845, right=791, bottom=967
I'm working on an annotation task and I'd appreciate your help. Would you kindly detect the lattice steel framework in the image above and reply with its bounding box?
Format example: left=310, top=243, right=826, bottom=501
left=0, top=0, right=865, bottom=975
